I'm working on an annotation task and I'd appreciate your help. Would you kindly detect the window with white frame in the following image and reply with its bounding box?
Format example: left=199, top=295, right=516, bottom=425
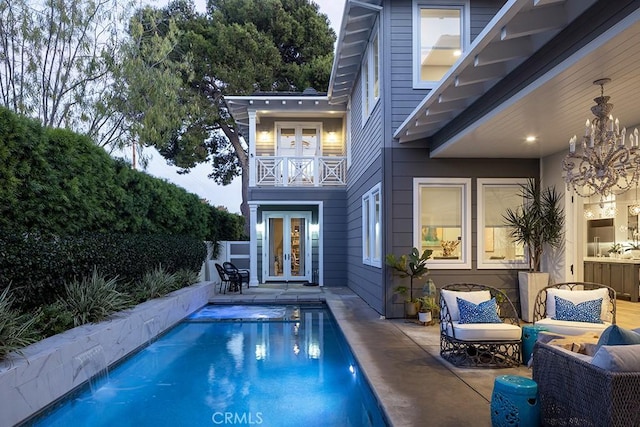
left=414, top=178, right=471, bottom=269
left=477, top=179, right=528, bottom=269
left=361, top=23, right=380, bottom=121
left=413, top=1, right=469, bottom=88
left=363, top=183, right=382, bottom=267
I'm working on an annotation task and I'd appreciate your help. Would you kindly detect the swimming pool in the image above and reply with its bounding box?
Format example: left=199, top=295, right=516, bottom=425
left=25, top=304, right=388, bottom=426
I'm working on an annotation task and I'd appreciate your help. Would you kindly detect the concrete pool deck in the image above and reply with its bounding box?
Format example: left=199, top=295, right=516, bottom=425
left=211, top=285, right=531, bottom=426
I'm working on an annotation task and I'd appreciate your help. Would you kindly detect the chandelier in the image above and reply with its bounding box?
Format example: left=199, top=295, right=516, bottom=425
left=562, top=78, right=640, bottom=207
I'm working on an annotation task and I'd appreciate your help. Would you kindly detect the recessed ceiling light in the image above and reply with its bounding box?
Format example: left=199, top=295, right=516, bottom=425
left=525, top=135, right=537, bottom=142
left=453, top=49, right=462, bottom=57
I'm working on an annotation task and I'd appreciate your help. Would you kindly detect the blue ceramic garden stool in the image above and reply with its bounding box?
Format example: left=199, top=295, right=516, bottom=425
left=491, top=375, right=540, bottom=427
left=521, top=325, right=548, bottom=365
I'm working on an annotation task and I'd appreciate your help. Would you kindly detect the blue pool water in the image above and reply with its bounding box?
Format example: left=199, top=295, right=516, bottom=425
left=26, top=304, right=388, bottom=426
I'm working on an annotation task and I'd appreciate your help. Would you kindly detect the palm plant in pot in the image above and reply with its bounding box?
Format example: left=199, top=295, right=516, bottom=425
left=503, top=178, right=564, bottom=322
left=386, top=247, right=433, bottom=318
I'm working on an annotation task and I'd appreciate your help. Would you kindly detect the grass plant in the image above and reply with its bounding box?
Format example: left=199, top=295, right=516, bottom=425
left=62, top=268, right=131, bottom=326
left=173, top=268, right=200, bottom=290
left=0, top=287, right=39, bottom=359
left=133, top=265, right=177, bottom=302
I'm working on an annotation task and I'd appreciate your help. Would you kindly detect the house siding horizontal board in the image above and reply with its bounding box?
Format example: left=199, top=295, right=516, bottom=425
left=386, top=147, right=539, bottom=317
left=346, top=156, right=384, bottom=313
left=389, top=0, right=506, bottom=132
left=250, top=188, right=346, bottom=287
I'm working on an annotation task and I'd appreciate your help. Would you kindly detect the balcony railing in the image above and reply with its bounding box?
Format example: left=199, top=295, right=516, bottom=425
left=255, top=156, right=347, bottom=187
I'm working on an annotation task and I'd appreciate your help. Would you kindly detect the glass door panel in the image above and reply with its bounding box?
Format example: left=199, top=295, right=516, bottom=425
left=268, top=217, right=284, bottom=277
left=264, top=212, right=311, bottom=282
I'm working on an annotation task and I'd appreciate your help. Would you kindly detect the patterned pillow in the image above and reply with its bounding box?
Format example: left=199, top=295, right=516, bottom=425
left=456, top=297, right=502, bottom=324
left=553, top=296, right=603, bottom=323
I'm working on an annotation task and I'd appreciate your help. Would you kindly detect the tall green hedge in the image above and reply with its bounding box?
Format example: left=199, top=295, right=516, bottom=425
left=0, top=107, right=244, bottom=240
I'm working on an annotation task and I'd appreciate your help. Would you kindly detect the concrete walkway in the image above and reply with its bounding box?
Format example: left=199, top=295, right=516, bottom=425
left=211, top=285, right=531, bottom=427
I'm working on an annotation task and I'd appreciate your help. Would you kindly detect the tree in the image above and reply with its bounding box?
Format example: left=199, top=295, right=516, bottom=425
left=0, top=0, right=131, bottom=148
left=120, top=0, right=336, bottom=231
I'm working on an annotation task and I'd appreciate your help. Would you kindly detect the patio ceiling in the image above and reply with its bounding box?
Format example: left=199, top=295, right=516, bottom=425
left=394, top=0, right=640, bottom=160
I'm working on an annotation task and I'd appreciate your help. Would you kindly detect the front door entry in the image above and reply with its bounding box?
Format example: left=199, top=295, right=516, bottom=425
left=264, top=212, right=311, bottom=282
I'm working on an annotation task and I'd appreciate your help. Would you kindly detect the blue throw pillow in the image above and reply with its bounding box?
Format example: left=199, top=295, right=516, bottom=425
left=596, top=325, right=640, bottom=349
left=553, top=296, right=603, bottom=323
left=456, top=297, right=502, bottom=324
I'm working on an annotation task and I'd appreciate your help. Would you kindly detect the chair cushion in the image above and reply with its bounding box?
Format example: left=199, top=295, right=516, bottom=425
left=596, top=325, right=640, bottom=349
left=457, top=297, right=501, bottom=324
left=440, top=289, right=491, bottom=321
left=445, top=321, right=521, bottom=342
left=535, top=317, right=610, bottom=336
left=545, top=288, right=610, bottom=322
left=553, top=296, right=603, bottom=323
left=591, top=344, right=640, bottom=372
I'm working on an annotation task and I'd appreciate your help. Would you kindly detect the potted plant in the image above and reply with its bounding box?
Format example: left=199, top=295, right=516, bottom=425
left=503, top=178, right=564, bottom=322
left=417, top=295, right=438, bottom=324
left=386, top=247, right=433, bottom=318
left=609, top=243, right=623, bottom=258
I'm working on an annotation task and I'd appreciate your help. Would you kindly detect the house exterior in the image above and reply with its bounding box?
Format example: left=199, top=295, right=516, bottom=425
left=227, top=0, right=640, bottom=318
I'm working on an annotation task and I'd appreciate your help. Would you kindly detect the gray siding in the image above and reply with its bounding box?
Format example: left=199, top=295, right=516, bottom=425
left=250, top=187, right=347, bottom=287
left=346, top=156, right=384, bottom=313
left=385, top=147, right=539, bottom=317
left=388, top=0, right=506, bottom=132
left=347, top=53, right=384, bottom=190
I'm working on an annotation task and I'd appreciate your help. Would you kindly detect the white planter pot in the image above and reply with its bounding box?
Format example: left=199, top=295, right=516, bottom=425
left=518, top=271, right=549, bottom=322
left=418, top=311, right=432, bottom=324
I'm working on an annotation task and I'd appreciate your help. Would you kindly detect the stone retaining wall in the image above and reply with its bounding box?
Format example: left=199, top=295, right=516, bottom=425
left=0, top=282, right=215, bottom=426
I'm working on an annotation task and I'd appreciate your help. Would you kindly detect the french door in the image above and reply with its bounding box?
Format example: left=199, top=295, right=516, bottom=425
left=263, top=212, right=311, bottom=282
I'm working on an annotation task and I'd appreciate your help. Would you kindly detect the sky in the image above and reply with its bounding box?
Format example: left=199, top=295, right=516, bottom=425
left=137, top=0, right=346, bottom=213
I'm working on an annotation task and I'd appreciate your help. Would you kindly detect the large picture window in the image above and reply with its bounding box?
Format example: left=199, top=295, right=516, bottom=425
left=477, top=179, right=528, bottom=269
left=363, top=183, right=382, bottom=267
left=414, top=178, right=471, bottom=269
left=413, top=2, right=469, bottom=88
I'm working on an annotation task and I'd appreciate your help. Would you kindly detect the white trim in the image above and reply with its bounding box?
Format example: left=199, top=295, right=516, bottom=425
left=262, top=212, right=312, bottom=282
left=249, top=201, right=324, bottom=286
left=249, top=204, right=259, bottom=286
left=412, top=0, right=471, bottom=89
left=413, top=177, right=471, bottom=269
left=249, top=111, right=257, bottom=187
left=476, top=178, right=529, bottom=270
left=362, top=183, right=383, bottom=267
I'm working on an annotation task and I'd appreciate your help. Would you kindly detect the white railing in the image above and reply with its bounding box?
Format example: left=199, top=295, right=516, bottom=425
left=255, top=156, right=347, bottom=187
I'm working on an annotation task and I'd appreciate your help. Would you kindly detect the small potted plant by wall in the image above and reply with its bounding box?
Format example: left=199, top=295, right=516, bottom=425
left=609, top=243, right=623, bottom=258
left=386, top=247, right=433, bottom=319
left=503, top=178, right=564, bottom=322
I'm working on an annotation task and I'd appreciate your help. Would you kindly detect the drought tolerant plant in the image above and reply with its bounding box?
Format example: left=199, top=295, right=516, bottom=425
left=173, top=268, right=200, bottom=291
left=133, top=265, right=177, bottom=302
left=0, top=287, right=40, bottom=359
left=61, top=268, right=131, bottom=327
left=33, top=301, right=74, bottom=339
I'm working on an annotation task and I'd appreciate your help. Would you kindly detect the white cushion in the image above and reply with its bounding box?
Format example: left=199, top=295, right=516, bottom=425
left=440, top=289, right=491, bottom=321
left=535, top=317, right=611, bottom=336
left=545, top=288, right=610, bottom=322
left=591, top=344, right=640, bottom=372
left=445, top=321, right=521, bottom=341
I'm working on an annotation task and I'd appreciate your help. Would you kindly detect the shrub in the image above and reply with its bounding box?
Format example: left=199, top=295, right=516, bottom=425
left=173, top=268, right=201, bottom=290
left=33, top=301, right=74, bottom=339
left=131, top=265, right=177, bottom=303
left=61, top=268, right=131, bottom=326
left=0, top=287, right=39, bottom=359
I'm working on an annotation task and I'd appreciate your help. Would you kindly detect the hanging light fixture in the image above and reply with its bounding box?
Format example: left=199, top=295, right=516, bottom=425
left=629, top=184, right=640, bottom=216
left=562, top=78, right=640, bottom=207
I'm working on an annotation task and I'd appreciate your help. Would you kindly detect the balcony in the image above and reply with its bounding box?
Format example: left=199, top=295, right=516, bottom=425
left=254, top=156, right=347, bottom=187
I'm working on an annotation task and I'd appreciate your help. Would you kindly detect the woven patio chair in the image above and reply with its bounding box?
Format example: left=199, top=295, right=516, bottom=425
left=533, top=341, right=640, bottom=426
left=215, top=263, right=232, bottom=294
left=440, top=283, right=522, bottom=368
left=223, top=262, right=249, bottom=294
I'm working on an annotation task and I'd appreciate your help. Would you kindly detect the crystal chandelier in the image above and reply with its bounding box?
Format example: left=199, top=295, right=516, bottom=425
left=562, top=78, right=640, bottom=207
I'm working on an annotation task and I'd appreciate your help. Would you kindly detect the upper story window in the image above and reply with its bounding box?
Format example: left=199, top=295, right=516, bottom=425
left=276, top=122, right=321, bottom=157
left=414, top=178, right=471, bottom=269
left=363, top=183, right=382, bottom=267
left=361, top=23, right=380, bottom=122
left=477, top=179, right=528, bottom=269
left=413, top=2, right=469, bottom=88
